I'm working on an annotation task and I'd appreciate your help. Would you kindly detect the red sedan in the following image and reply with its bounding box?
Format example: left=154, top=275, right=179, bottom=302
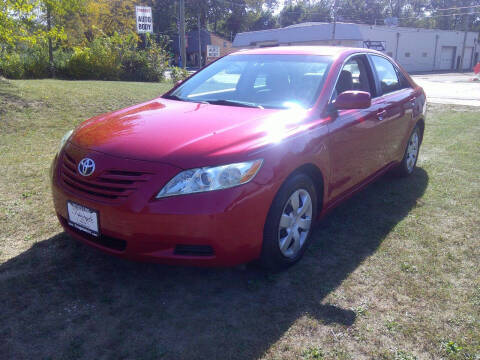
left=51, top=46, right=426, bottom=269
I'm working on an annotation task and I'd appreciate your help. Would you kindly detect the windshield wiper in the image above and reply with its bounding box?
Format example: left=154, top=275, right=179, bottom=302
left=163, top=94, right=185, bottom=101
left=163, top=94, right=210, bottom=104
left=204, top=99, right=264, bottom=109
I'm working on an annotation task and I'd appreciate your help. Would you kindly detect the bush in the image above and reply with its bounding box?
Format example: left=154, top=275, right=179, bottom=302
left=66, top=36, right=122, bottom=80
left=120, top=41, right=168, bottom=82
left=53, top=48, right=74, bottom=78
left=65, top=33, right=169, bottom=81
left=1, top=33, right=170, bottom=82
left=0, top=43, right=50, bottom=79
left=21, top=44, right=49, bottom=78
left=142, top=40, right=169, bottom=82
left=0, top=52, right=25, bottom=79
left=170, top=66, right=190, bottom=83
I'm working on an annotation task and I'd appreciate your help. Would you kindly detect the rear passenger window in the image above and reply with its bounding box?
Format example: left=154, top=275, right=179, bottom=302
left=396, top=69, right=411, bottom=89
left=370, top=55, right=401, bottom=94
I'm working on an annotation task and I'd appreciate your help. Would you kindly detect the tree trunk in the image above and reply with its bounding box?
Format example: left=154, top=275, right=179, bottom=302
left=47, top=6, right=54, bottom=77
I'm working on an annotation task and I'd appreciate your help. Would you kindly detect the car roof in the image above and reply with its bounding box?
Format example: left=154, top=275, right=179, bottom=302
left=229, top=46, right=382, bottom=58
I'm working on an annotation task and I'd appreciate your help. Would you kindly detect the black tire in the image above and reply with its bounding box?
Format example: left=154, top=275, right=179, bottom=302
left=260, top=173, right=318, bottom=270
left=394, top=125, right=422, bottom=177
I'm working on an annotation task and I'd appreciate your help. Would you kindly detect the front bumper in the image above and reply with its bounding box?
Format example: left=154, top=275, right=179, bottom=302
left=51, top=145, right=276, bottom=266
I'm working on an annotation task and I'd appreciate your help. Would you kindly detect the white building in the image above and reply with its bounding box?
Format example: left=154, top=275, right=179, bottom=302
left=233, top=22, right=479, bottom=72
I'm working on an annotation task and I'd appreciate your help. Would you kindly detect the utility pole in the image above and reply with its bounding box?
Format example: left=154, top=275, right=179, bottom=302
left=459, top=6, right=471, bottom=72
left=198, top=15, right=202, bottom=69
left=179, top=0, right=186, bottom=69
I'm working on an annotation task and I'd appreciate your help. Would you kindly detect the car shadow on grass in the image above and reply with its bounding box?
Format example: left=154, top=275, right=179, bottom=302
left=0, top=168, right=428, bottom=360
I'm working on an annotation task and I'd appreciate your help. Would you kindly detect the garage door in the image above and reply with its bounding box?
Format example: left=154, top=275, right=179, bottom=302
left=462, top=47, right=473, bottom=70
left=440, top=46, right=455, bottom=70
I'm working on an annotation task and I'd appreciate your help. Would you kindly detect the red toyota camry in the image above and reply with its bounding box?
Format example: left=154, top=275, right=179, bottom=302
left=51, top=46, right=426, bottom=269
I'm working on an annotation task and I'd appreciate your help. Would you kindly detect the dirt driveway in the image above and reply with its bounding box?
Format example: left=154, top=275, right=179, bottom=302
left=411, top=72, right=480, bottom=107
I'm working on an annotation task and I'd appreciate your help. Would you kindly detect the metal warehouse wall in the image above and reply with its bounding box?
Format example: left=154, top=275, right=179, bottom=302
left=359, top=25, right=479, bottom=72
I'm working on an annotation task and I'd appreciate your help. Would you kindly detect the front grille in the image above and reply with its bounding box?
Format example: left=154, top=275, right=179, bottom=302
left=60, top=216, right=127, bottom=251
left=60, top=152, right=152, bottom=201
left=174, top=245, right=215, bottom=256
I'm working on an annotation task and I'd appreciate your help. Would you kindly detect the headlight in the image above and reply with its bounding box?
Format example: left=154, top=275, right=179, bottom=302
left=156, top=159, right=263, bottom=198
left=58, top=129, right=73, bottom=154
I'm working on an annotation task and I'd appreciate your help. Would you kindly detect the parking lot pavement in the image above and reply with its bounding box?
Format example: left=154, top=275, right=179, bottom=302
left=411, top=72, right=480, bottom=107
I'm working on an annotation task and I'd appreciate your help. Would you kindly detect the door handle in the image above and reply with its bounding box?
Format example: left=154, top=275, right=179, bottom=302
left=376, top=109, right=387, bottom=121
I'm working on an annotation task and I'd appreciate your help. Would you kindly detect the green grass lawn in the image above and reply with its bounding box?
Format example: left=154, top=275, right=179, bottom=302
left=0, top=79, right=479, bottom=360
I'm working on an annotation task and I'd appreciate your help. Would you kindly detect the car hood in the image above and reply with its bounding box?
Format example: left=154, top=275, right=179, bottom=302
left=70, top=98, right=310, bottom=169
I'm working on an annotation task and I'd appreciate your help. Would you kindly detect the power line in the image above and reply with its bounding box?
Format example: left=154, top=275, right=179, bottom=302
left=278, top=3, right=480, bottom=16
left=223, top=1, right=480, bottom=13
left=395, top=11, right=480, bottom=20
left=181, top=1, right=480, bottom=23
left=278, top=10, right=480, bottom=21
left=429, top=4, right=480, bottom=11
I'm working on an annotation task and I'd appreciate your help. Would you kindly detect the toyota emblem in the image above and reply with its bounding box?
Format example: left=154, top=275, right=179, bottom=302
left=78, top=158, right=95, bottom=176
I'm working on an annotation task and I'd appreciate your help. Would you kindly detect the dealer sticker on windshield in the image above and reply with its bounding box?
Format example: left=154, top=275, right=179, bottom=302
left=67, top=201, right=99, bottom=237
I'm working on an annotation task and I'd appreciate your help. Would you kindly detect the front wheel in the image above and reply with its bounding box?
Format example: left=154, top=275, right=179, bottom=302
left=394, top=125, right=421, bottom=177
left=260, top=173, right=317, bottom=270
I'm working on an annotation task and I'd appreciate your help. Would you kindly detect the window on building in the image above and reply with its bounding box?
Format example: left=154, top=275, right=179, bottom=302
left=223, top=41, right=227, bottom=48
left=405, top=52, right=411, bottom=58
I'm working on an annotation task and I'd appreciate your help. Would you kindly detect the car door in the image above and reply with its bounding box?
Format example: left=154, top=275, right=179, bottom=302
left=327, top=55, right=387, bottom=200
left=368, top=55, right=416, bottom=163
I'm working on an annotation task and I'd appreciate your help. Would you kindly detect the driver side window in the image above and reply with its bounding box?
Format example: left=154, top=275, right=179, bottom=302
left=333, top=56, right=374, bottom=100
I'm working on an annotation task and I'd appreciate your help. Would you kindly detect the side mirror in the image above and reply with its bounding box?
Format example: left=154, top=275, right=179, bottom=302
left=334, top=90, right=371, bottom=110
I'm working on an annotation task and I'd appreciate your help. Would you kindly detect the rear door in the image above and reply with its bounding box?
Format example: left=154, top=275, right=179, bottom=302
left=327, top=55, right=385, bottom=200
left=440, top=46, right=455, bottom=70
left=368, top=55, right=416, bottom=163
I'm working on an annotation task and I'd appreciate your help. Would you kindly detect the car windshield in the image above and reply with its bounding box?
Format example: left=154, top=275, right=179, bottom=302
left=165, top=54, right=333, bottom=109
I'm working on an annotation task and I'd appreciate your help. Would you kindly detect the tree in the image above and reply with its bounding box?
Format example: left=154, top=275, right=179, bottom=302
left=304, top=0, right=332, bottom=23
left=425, top=0, right=478, bottom=30
left=250, top=10, right=278, bottom=30
left=0, top=0, right=86, bottom=75
left=88, top=0, right=136, bottom=36
left=215, top=0, right=278, bottom=39
left=336, top=0, right=384, bottom=24
left=34, top=0, right=87, bottom=75
left=61, top=0, right=140, bottom=45
left=223, top=4, right=249, bottom=38
left=279, top=3, right=307, bottom=27
left=150, top=0, right=177, bottom=35
left=0, top=0, right=38, bottom=48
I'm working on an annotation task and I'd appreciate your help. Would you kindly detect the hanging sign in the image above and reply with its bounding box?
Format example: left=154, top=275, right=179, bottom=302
left=136, top=6, right=153, bottom=33
left=207, top=45, right=220, bottom=58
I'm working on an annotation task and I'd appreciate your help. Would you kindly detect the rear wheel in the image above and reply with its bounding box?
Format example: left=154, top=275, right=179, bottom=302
left=394, top=125, right=421, bottom=177
left=260, top=173, right=317, bottom=270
